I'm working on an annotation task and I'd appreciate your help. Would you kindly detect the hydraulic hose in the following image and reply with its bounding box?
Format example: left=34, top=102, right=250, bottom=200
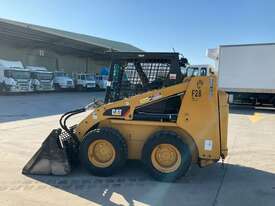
left=58, top=100, right=103, bottom=142
left=59, top=108, right=85, bottom=142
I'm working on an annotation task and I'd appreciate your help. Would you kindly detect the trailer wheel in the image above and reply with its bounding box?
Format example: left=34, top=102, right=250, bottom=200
left=80, top=127, right=127, bottom=176
left=142, top=131, right=191, bottom=182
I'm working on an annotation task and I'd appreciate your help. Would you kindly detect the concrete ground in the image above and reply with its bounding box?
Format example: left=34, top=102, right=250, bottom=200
left=0, top=92, right=275, bottom=206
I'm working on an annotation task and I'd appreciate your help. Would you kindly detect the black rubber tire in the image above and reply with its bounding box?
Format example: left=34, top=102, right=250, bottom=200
left=54, top=83, right=61, bottom=91
left=142, top=131, right=192, bottom=182
left=77, top=85, right=85, bottom=91
left=95, top=84, right=100, bottom=91
left=80, top=127, right=127, bottom=176
left=272, top=98, right=275, bottom=108
left=0, top=84, right=4, bottom=93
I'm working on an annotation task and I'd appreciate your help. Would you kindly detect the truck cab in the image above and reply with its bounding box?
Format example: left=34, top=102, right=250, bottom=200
left=182, top=64, right=215, bottom=78
left=74, top=73, right=96, bottom=91
left=28, top=66, right=54, bottom=91
left=0, top=59, right=32, bottom=93
left=95, top=74, right=109, bottom=89
left=53, top=71, right=74, bottom=90
left=0, top=67, right=32, bottom=92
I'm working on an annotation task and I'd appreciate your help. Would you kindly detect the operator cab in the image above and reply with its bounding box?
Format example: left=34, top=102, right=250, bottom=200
left=104, top=52, right=189, bottom=122
left=105, top=52, right=188, bottom=103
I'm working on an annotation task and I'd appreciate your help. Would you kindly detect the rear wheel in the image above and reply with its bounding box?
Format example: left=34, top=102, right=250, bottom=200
left=142, top=131, right=191, bottom=182
left=80, top=127, right=127, bottom=176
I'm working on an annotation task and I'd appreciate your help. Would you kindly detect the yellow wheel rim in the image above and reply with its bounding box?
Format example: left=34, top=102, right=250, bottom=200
left=151, top=144, right=181, bottom=173
left=88, top=139, right=116, bottom=168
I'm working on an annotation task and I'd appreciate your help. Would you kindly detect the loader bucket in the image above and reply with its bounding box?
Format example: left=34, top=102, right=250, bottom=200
left=22, top=129, right=72, bottom=175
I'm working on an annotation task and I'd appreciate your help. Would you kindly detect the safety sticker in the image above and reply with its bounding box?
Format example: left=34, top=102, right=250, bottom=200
left=111, top=109, right=122, bottom=116
left=92, top=113, right=97, bottom=120
left=204, top=139, right=213, bottom=151
left=169, top=73, right=177, bottom=80
left=140, top=97, right=151, bottom=104
left=140, top=93, right=162, bottom=104
left=152, top=92, right=162, bottom=101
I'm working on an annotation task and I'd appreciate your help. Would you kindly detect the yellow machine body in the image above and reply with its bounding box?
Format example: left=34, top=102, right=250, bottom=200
left=75, top=75, right=229, bottom=167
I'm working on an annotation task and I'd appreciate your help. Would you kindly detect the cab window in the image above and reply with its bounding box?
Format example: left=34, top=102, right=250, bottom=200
left=186, top=68, right=194, bottom=77
left=4, top=70, right=12, bottom=78
left=81, top=75, right=85, bottom=80
left=193, top=68, right=199, bottom=76
left=200, top=67, right=207, bottom=76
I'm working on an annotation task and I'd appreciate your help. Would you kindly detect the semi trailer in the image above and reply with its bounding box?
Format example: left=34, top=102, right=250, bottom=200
left=208, top=43, right=275, bottom=106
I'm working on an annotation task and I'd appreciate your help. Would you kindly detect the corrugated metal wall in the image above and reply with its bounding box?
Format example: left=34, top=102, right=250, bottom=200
left=0, top=42, right=110, bottom=74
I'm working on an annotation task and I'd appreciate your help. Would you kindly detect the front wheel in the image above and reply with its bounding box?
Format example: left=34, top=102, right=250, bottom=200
left=142, top=131, right=191, bottom=182
left=80, top=127, right=127, bottom=176
left=54, top=83, right=61, bottom=91
left=77, top=85, right=85, bottom=91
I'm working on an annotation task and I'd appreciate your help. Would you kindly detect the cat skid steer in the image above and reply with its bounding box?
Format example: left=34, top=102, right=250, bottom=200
left=23, top=52, right=228, bottom=181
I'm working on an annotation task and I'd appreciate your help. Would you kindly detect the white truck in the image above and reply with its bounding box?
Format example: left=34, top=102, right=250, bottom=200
left=27, top=66, right=54, bottom=92
left=181, top=64, right=216, bottom=77
left=0, top=59, right=32, bottom=93
left=208, top=43, right=275, bottom=106
left=53, top=71, right=74, bottom=90
left=95, top=74, right=109, bottom=89
left=74, top=73, right=96, bottom=91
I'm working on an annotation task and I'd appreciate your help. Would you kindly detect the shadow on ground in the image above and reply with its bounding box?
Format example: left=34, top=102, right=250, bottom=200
left=26, top=160, right=275, bottom=206
left=230, top=105, right=275, bottom=115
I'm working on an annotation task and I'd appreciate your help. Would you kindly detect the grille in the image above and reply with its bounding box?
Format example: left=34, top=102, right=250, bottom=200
left=59, top=130, right=72, bottom=142
left=18, top=82, right=29, bottom=91
left=40, top=82, right=52, bottom=89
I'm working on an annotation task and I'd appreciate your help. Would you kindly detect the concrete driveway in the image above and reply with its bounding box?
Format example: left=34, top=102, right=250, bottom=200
left=0, top=93, right=274, bottom=206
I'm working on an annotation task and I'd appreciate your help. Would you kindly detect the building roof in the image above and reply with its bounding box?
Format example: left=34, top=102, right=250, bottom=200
left=0, top=18, right=142, bottom=57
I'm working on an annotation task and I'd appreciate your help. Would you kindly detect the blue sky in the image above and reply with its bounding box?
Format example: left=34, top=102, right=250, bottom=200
left=0, top=0, right=275, bottom=64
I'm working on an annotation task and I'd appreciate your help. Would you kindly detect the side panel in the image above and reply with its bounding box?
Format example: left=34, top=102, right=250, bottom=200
left=75, top=76, right=223, bottom=162
left=218, top=91, right=229, bottom=158
left=177, top=76, right=221, bottom=160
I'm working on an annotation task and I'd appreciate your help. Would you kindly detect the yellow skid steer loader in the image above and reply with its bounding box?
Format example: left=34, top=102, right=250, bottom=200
left=23, top=52, right=228, bottom=181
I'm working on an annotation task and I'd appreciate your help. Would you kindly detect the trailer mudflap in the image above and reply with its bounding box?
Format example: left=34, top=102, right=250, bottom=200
left=22, top=129, right=72, bottom=175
